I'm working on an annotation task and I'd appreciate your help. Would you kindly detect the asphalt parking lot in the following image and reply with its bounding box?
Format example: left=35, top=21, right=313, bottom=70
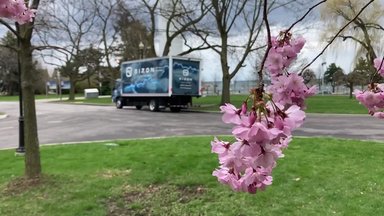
left=0, top=101, right=383, bottom=149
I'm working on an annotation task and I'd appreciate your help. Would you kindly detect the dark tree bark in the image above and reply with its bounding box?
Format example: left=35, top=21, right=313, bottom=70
left=18, top=0, right=42, bottom=179
left=20, top=34, right=41, bottom=178
left=69, top=79, right=76, bottom=101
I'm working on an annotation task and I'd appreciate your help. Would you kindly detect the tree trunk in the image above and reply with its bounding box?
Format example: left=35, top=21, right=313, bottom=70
left=69, top=79, right=76, bottom=100
left=349, top=83, right=354, bottom=99
left=87, top=75, right=91, bottom=88
left=20, top=27, right=41, bottom=179
left=221, top=74, right=231, bottom=105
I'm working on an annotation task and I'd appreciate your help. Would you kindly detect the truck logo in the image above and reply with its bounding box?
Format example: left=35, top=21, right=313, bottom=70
left=182, top=69, right=189, bottom=76
left=126, top=67, right=133, bottom=78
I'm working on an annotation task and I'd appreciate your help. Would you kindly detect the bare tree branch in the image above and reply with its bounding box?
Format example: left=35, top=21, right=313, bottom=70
left=301, top=0, right=374, bottom=73
left=257, top=0, right=272, bottom=87
left=0, top=19, right=19, bottom=39
left=365, top=23, right=384, bottom=31
left=285, top=0, right=327, bottom=35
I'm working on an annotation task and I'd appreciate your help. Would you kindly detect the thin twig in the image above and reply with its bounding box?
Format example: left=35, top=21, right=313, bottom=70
left=301, top=0, right=374, bottom=73
left=0, top=19, right=20, bottom=40
left=370, top=56, right=384, bottom=84
left=257, top=0, right=272, bottom=88
left=285, top=0, right=327, bottom=35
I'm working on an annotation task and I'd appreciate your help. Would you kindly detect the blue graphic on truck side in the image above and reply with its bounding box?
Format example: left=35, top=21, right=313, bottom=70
left=172, top=59, right=200, bottom=95
left=121, top=59, right=169, bottom=94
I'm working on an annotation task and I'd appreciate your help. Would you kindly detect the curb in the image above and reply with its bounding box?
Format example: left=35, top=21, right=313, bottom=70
left=1, top=135, right=384, bottom=151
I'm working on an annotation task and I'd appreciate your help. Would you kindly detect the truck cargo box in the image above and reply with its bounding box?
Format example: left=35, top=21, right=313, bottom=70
left=113, top=56, right=201, bottom=112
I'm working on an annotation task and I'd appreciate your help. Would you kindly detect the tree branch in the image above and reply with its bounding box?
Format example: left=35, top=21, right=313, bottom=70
left=0, top=19, right=20, bottom=39
left=285, top=0, right=327, bottom=35
left=338, top=35, right=368, bottom=49
left=365, top=23, right=384, bottom=31
left=257, top=0, right=272, bottom=88
left=301, top=0, right=374, bottom=73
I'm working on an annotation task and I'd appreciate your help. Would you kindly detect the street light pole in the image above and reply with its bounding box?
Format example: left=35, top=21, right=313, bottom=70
left=57, top=71, right=62, bottom=101
left=321, top=62, right=326, bottom=95
left=15, top=23, right=25, bottom=155
left=139, top=41, right=144, bottom=59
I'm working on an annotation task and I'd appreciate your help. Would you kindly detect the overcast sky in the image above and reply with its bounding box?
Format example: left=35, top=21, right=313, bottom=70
left=197, top=1, right=358, bottom=82
left=0, top=1, right=372, bottom=81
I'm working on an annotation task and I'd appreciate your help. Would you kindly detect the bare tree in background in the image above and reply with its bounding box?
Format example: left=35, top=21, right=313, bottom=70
left=115, top=4, right=153, bottom=61
left=191, top=0, right=266, bottom=104
left=0, top=32, right=18, bottom=95
left=140, top=0, right=211, bottom=57
left=346, top=57, right=373, bottom=98
left=36, top=0, right=98, bottom=100
left=302, top=68, right=317, bottom=86
left=320, top=0, right=383, bottom=82
left=92, top=0, right=121, bottom=89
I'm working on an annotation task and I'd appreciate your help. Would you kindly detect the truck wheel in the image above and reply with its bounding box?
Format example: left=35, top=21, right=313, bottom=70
left=116, top=98, right=123, bottom=109
left=170, top=107, right=181, bottom=112
left=149, top=99, right=159, bottom=112
left=135, top=105, right=143, bottom=110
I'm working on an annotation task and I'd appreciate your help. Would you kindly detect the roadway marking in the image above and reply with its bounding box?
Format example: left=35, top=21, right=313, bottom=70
left=0, top=126, right=14, bottom=131
left=47, top=121, right=63, bottom=124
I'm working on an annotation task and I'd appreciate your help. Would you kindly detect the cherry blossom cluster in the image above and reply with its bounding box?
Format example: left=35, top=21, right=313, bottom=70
left=267, top=73, right=317, bottom=109
left=265, top=31, right=316, bottom=109
left=0, top=0, right=36, bottom=24
left=265, top=32, right=305, bottom=77
left=354, top=57, right=384, bottom=119
left=212, top=31, right=315, bottom=194
left=212, top=99, right=305, bottom=193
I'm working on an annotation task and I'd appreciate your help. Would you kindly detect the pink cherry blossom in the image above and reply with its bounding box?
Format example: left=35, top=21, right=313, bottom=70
left=354, top=90, right=384, bottom=112
left=220, top=103, right=242, bottom=125
left=354, top=88, right=384, bottom=119
left=373, top=112, right=384, bottom=119
left=268, top=73, right=316, bottom=109
left=265, top=49, right=285, bottom=76
left=239, top=167, right=273, bottom=193
left=212, top=167, right=241, bottom=191
left=291, top=36, right=306, bottom=52
left=211, top=137, right=230, bottom=155
left=284, top=105, right=306, bottom=129
left=374, top=57, right=384, bottom=77
left=265, top=33, right=306, bottom=78
left=0, top=0, right=35, bottom=24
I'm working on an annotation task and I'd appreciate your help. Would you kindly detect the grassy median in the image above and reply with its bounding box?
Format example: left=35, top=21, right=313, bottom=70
left=192, top=94, right=368, bottom=114
left=1, top=136, right=383, bottom=215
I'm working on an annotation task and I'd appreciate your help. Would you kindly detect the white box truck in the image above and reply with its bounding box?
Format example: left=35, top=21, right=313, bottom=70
left=112, top=56, right=201, bottom=112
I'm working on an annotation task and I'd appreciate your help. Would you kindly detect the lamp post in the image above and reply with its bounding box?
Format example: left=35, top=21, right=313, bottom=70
left=138, top=41, right=144, bottom=59
left=57, top=71, right=62, bottom=101
left=321, top=62, right=326, bottom=95
left=15, top=23, right=25, bottom=155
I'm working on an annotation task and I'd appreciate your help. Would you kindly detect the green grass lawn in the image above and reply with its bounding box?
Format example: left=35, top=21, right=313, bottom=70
left=1, top=136, right=384, bottom=215
left=192, top=94, right=368, bottom=114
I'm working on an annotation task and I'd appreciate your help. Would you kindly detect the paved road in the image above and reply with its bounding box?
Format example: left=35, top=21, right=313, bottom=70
left=0, top=101, right=383, bottom=149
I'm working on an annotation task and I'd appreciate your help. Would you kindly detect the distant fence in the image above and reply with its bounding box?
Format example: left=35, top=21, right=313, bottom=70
left=201, top=80, right=261, bottom=95
left=202, top=80, right=350, bottom=95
